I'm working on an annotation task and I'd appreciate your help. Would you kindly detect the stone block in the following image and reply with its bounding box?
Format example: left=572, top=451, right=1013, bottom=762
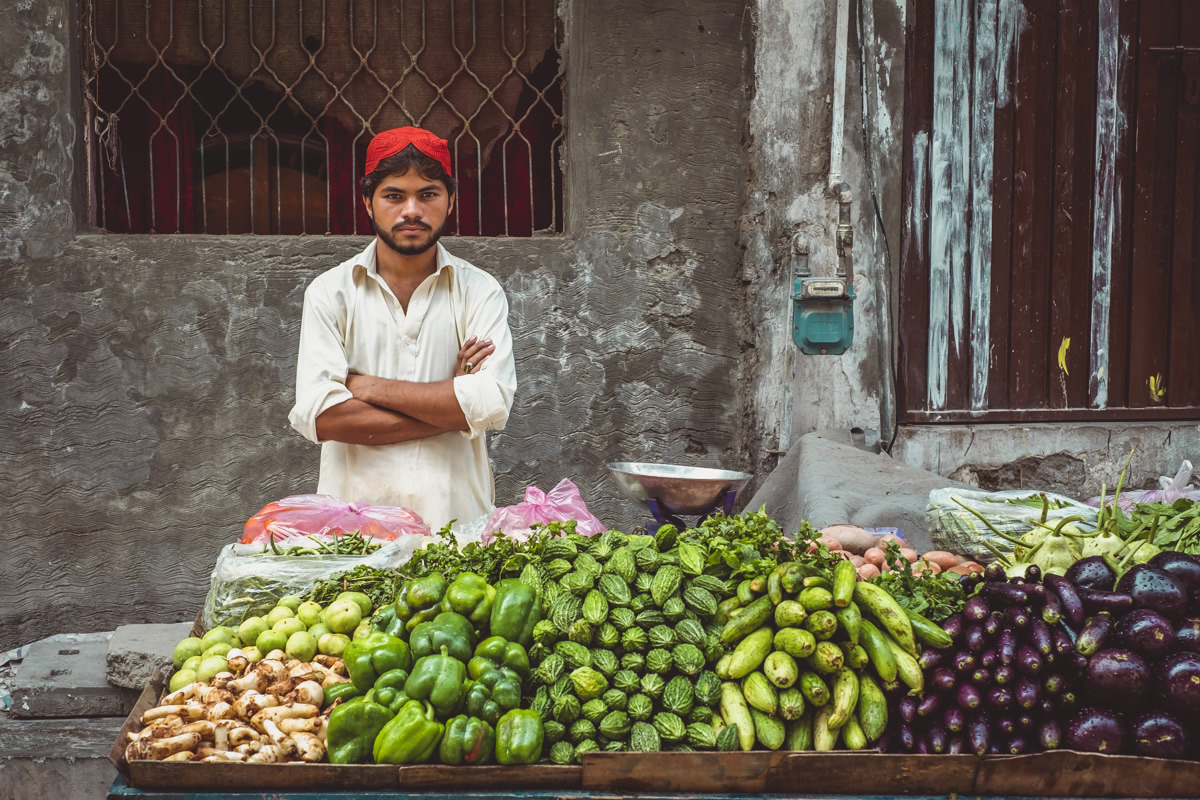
left=105, top=622, right=193, bottom=690
left=9, top=634, right=140, bottom=719
left=0, top=714, right=123, bottom=800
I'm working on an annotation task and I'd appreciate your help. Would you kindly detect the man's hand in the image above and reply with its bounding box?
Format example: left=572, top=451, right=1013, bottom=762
left=457, top=337, right=495, bottom=376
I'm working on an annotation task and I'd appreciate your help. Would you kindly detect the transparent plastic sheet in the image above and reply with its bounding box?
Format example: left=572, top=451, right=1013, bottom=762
left=481, top=478, right=606, bottom=545
left=240, top=494, right=430, bottom=544
left=201, top=534, right=429, bottom=629
left=1086, top=460, right=1200, bottom=513
left=926, top=488, right=1098, bottom=565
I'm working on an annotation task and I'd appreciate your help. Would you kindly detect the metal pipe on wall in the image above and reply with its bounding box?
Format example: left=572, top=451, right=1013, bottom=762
left=828, top=0, right=851, bottom=190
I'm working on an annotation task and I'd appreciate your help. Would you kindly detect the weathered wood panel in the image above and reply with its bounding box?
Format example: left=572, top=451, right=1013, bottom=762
left=901, top=0, right=1200, bottom=422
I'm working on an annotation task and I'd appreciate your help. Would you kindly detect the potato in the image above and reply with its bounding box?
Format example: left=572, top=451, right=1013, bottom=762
left=920, top=551, right=961, bottom=572
left=946, top=564, right=974, bottom=576
left=878, top=533, right=907, bottom=548
left=818, top=535, right=844, bottom=551
left=862, top=547, right=886, bottom=567
left=818, top=525, right=880, bottom=555
left=857, top=563, right=881, bottom=579
left=898, top=548, right=919, bottom=563
left=911, top=560, right=942, bottom=575
left=848, top=555, right=865, bottom=567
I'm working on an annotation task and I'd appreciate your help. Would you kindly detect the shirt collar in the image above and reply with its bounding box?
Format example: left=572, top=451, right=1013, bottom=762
left=355, top=240, right=455, bottom=279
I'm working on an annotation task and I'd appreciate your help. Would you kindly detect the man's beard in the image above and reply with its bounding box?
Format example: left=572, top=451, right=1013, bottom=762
left=374, top=217, right=446, bottom=256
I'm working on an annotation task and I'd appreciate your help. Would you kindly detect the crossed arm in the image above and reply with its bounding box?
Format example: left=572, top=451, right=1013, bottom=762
left=314, top=337, right=495, bottom=445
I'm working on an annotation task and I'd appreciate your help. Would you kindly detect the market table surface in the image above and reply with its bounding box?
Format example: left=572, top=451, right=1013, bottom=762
left=108, top=777, right=1127, bottom=800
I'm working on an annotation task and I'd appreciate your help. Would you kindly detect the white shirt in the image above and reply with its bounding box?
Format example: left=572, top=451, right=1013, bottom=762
left=289, top=240, right=517, bottom=530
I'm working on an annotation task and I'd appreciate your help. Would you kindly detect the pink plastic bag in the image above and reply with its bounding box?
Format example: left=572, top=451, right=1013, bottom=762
left=240, top=494, right=431, bottom=544
left=1086, top=461, right=1200, bottom=513
left=482, top=479, right=607, bottom=545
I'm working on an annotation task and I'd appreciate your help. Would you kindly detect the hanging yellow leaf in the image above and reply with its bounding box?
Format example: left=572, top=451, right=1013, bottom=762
left=1057, top=337, right=1071, bottom=376
left=1148, top=374, right=1166, bottom=404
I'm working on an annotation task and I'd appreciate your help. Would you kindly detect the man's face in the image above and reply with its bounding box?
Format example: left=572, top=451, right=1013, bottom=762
left=364, top=170, right=455, bottom=257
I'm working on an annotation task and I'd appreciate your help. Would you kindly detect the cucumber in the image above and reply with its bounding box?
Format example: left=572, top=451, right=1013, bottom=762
left=720, top=596, right=773, bottom=645
left=784, top=709, right=814, bottom=751
left=905, top=607, right=954, bottom=649
left=767, top=567, right=786, bottom=606
left=805, top=640, right=845, bottom=675
left=797, top=670, right=830, bottom=707
left=719, top=681, right=755, bottom=751
left=798, top=587, right=834, bottom=612
left=840, top=711, right=868, bottom=750
left=857, top=619, right=898, bottom=683
left=774, top=627, right=817, bottom=659
left=832, top=559, right=857, bottom=608
left=728, top=627, right=774, bottom=679
left=826, top=667, right=859, bottom=729
left=750, top=707, right=786, bottom=750
left=853, top=582, right=918, bottom=657
left=838, top=641, right=870, bottom=671
left=856, top=673, right=889, bottom=742
left=884, top=631, right=924, bottom=693
left=812, top=702, right=840, bottom=751
left=833, top=601, right=861, bottom=644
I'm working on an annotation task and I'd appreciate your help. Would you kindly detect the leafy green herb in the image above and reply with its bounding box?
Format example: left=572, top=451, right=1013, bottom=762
left=869, top=541, right=966, bottom=621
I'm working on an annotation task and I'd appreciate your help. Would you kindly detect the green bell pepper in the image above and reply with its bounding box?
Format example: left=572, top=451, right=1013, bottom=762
left=370, top=604, right=408, bottom=640
left=439, top=715, right=496, bottom=765
left=344, top=631, right=413, bottom=692
left=322, top=680, right=364, bottom=708
left=372, top=668, right=411, bottom=714
left=326, top=694, right=394, bottom=764
left=472, top=635, right=530, bottom=679
left=489, top=579, right=542, bottom=648
left=373, top=700, right=445, bottom=764
left=495, top=708, right=545, bottom=765
left=464, top=664, right=523, bottom=725
left=405, top=645, right=468, bottom=720
left=409, top=611, right=476, bottom=663
left=402, top=573, right=449, bottom=633
left=440, top=572, right=496, bottom=627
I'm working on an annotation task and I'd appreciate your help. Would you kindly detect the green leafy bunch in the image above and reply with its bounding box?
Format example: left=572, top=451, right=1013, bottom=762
left=869, top=540, right=966, bottom=622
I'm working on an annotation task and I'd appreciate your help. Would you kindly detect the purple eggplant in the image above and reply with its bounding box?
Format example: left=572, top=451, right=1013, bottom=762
left=916, top=692, right=941, bottom=719
left=1080, top=589, right=1135, bottom=615
left=1116, top=565, right=1189, bottom=621
left=1052, top=625, right=1075, bottom=656
left=1176, top=617, right=1200, bottom=653
left=1066, top=707, right=1126, bottom=754
left=1038, top=718, right=1062, bottom=750
left=1130, top=711, right=1190, bottom=759
left=984, top=563, right=1007, bottom=583
left=967, top=713, right=991, bottom=755
left=1016, top=644, right=1043, bottom=676
left=1005, top=735, right=1030, bottom=754
left=941, top=612, right=966, bottom=640
left=994, top=715, right=1016, bottom=736
left=1111, top=608, right=1176, bottom=660
left=1014, top=678, right=1040, bottom=710
left=1011, top=582, right=1047, bottom=601
left=897, top=694, right=919, bottom=723
left=946, top=735, right=965, bottom=755
left=1024, top=564, right=1043, bottom=583
left=953, top=650, right=977, bottom=674
left=1075, top=611, right=1113, bottom=656
left=1016, top=713, right=1036, bottom=731
left=1043, top=673, right=1067, bottom=696
left=957, top=682, right=983, bottom=712
left=980, top=647, right=998, bottom=668
left=987, top=685, right=1014, bottom=711
left=927, top=723, right=949, bottom=754
left=1044, top=574, right=1086, bottom=627
left=898, top=721, right=917, bottom=752
left=998, top=629, right=1017, bottom=665
left=964, top=625, right=988, bottom=653
left=918, top=647, right=945, bottom=671
left=1148, top=550, right=1200, bottom=592
left=983, top=611, right=1004, bottom=637
left=1066, top=556, right=1118, bottom=591
left=1059, top=690, right=1080, bottom=712
left=983, top=582, right=1030, bottom=606
left=1156, top=651, right=1200, bottom=715
left=1041, top=587, right=1063, bottom=624
left=1086, top=648, right=1150, bottom=710
left=971, top=667, right=991, bottom=686
left=1029, top=618, right=1054, bottom=656
left=932, top=667, right=957, bottom=692
left=944, top=705, right=965, bottom=733
left=964, top=596, right=990, bottom=622
left=993, top=664, right=1015, bottom=686
left=1037, top=697, right=1056, bottom=717
left=915, top=737, right=930, bottom=755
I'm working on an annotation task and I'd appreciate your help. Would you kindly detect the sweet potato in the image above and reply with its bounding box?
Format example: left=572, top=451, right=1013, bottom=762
left=920, top=551, right=960, bottom=572
left=898, top=548, right=919, bottom=563
left=817, top=525, right=880, bottom=555
left=848, top=555, right=865, bottom=567
left=878, top=533, right=907, bottom=548
left=912, top=560, right=942, bottom=575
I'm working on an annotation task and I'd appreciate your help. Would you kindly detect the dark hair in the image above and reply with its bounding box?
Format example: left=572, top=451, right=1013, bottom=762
left=361, top=144, right=457, bottom=198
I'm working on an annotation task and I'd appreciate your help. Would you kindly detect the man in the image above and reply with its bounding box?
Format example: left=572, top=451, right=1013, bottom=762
left=289, top=126, right=517, bottom=530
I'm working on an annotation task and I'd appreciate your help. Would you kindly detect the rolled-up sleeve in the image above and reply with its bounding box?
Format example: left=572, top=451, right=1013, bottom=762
left=289, top=278, right=354, bottom=443
left=452, top=280, right=517, bottom=440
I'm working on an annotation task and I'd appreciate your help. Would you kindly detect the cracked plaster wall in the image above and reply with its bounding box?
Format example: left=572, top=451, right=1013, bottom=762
left=0, top=0, right=756, bottom=650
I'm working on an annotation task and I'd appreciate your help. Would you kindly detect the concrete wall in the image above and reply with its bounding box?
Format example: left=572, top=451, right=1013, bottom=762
left=0, top=0, right=756, bottom=652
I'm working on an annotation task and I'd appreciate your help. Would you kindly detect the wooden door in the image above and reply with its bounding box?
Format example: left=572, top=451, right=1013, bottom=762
left=899, top=0, right=1200, bottom=423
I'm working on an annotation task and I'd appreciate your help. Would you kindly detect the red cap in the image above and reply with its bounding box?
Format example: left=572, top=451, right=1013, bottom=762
left=364, top=127, right=453, bottom=177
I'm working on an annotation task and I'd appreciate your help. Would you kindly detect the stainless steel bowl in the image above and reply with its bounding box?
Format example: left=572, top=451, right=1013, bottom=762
left=607, top=461, right=753, bottom=516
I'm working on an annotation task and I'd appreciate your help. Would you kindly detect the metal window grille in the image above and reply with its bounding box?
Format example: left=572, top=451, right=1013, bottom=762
left=82, top=0, right=565, bottom=236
